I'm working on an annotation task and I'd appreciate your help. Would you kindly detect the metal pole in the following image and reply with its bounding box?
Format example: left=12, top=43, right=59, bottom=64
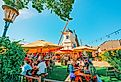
left=2, top=21, right=11, bottom=37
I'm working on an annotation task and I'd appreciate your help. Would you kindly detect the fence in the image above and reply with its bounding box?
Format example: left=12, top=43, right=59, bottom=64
left=0, top=74, right=41, bottom=82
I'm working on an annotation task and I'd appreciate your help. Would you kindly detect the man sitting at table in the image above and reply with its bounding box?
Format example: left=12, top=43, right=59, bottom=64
left=37, top=59, right=48, bottom=77
left=84, top=66, right=91, bottom=82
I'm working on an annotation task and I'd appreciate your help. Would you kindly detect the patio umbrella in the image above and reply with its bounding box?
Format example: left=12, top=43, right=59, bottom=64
left=55, top=50, right=73, bottom=54
left=72, top=46, right=98, bottom=59
left=73, top=46, right=97, bottom=52
left=22, top=40, right=63, bottom=53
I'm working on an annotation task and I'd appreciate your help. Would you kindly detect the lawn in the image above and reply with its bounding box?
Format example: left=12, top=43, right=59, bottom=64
left=46, top=66, right=121, bottom=82
left=46, top=65, right=68, bottom=81
left=96, top=67, right=121, bottom=82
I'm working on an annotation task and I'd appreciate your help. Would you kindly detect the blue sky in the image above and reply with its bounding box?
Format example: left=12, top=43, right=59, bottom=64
left=0, top=0, right=121, bottom=46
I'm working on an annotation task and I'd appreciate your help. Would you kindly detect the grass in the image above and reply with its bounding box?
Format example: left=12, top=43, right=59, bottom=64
left=46, top=66, right=121, bottom=82
left=46, top=65, right=68, bottom=81
left=96, top=67, right=121, bottom=82
left=96, top=67, right=107, bottom=76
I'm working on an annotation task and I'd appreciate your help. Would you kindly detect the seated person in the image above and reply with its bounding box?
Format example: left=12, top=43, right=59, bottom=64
left=21, top=61, right=32, bottom=76
left=68, top=63, right=74, bottom=73
left=70, top=71, right=76, bottom=82
left=74, top=69, right=82, bottom=82
left=37, top=60, right=47, bottom=77
left=84, top=59, right=89, bottom=68
left=84, top=67, right=91, bottom=82
left=84, top=67, right=90, bottom=74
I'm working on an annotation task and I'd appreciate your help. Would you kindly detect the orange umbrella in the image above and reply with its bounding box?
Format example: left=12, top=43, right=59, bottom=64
left=55, top=50, right=73, bottom=54
left=73, top=46, right=97, bottom=52
left=22, top=40, right=63, bottom=53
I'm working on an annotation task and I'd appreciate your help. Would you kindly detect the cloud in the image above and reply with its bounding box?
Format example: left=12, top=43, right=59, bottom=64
left=0, top=1, right=36, bottom=20
left=18, top=8, right=36, bottom=20
left=0, top=1, right=50, bottom=21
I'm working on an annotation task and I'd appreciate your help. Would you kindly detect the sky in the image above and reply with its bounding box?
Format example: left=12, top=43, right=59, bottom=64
left=0, top=0, right=121, bottom=46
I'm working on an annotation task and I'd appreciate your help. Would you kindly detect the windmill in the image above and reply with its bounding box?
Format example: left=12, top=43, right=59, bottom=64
left=58, top=20, right=70, bottom=45
left=73, top=30, right=80, bottom=47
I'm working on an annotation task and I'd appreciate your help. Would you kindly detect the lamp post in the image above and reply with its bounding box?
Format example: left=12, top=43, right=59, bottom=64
left=2, top=5, right=19, bottom=37
left=1, top=5, right=19, bottom=81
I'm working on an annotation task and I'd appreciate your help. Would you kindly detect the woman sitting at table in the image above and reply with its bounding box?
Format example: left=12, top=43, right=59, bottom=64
left=84, top=66, right=91, bottom=82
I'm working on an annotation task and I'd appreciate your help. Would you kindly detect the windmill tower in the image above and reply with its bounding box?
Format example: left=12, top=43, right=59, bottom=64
left=60, top=28, right=79, bottom=50
left=58, top=20, right=79, bottom=50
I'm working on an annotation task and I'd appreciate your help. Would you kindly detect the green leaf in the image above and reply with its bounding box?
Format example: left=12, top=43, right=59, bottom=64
left=3, top=0, right=75, bottom=21
left=0, top=37, right=25, bottom=81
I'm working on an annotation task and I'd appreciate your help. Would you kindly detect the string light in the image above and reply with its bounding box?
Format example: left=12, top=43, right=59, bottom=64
left=89, top=28, right=121, bottom=44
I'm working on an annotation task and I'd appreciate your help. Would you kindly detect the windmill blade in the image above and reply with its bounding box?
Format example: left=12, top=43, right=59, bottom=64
left=58, top=20, right=69, bottom=45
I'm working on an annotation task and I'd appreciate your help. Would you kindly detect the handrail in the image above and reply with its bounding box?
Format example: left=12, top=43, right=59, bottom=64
left=107, top=57, right=121, bottom=73
left=113, top=67, right=121, bottom=73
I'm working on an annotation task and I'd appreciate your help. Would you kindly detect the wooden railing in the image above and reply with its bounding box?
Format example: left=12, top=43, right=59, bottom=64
left=44, top=78, right=63, bottom=82
left=25, top=75, right=41, bottom=82
left=0, top=74, right=41, bottom=82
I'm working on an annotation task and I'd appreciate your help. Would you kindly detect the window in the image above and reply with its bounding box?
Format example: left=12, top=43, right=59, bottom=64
left=66, top=35, right=69, bottom=39
left=73, top=44, right=76, bottom=48
left=67, top=46, right=69, bottom=49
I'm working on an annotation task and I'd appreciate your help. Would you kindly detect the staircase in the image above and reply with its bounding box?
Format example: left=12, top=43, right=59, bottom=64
left=106, top=67, right=118, bottom=81
left=113, top=68, right=121, bottom=80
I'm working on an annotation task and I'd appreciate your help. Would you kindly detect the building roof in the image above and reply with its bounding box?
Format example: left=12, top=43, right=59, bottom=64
left=99, top=40, right=121, bottom=51
left=65, top=28, right=73, bottom=33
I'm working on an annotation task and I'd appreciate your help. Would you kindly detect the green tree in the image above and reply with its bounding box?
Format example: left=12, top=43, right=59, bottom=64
left=0, top=37, right=26, bottom=82
left=3, top=0, right=75, bottom=21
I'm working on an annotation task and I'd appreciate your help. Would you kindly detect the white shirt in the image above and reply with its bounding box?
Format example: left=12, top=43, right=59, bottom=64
left=37, top=61, right=47, bottom=75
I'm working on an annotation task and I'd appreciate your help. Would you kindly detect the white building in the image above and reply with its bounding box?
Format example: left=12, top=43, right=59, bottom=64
left=60, top=29, right=80, bottom=50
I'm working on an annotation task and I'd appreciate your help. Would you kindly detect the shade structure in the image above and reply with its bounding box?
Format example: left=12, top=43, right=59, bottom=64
left=22, top=40, right=63, bottom=53
left=55, top=50, right=73, bottom=54
left=73, top=46, right=97, bottom=52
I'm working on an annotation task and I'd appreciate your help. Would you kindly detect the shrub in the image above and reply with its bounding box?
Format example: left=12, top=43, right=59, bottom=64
left=0, top=37, right=26, bottom=82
